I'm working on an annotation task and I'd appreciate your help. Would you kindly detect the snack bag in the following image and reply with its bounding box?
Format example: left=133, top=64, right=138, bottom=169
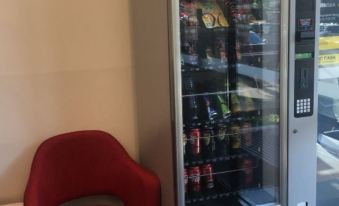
left=180, top=0, right=199, bottom=26
left=197, top=0, right=229, bottom=29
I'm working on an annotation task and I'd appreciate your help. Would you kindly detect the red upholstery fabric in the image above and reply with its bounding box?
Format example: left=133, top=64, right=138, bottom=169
left=24, top=130, right=161, bottom=206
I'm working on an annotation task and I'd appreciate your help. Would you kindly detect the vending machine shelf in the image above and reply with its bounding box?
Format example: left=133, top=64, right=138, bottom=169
left=184, top=153, right=251, bottom=167
left=183, top=111, right=274, bottom=127
left=182, top=91, right=235, bottom=98
left=186, top=156, right=260, bottom=176
left=185, top=187, right=266, bottom=206
left=185, top=191, right=238, bottom=205
left=183, top=124, right=276, bottom=141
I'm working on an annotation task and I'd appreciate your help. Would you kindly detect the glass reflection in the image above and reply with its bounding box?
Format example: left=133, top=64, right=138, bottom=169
left=317, top=1, right=339, bottom=205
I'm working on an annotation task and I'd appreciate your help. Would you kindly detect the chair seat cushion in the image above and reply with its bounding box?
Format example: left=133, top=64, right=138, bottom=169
left=60, top=195, right=124, bottom=206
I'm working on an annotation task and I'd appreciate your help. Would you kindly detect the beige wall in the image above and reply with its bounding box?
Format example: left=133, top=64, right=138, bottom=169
left=131, top=0, right=176, bottom=205
left=0, top=0, right=137, bottom=204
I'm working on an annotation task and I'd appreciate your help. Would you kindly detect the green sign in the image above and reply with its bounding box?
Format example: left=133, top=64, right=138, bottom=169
left=296, top=53, right=313, bottom=60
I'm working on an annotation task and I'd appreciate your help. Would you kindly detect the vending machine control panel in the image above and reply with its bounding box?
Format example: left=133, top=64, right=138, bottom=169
left=294, top=0, right=316, bottom=118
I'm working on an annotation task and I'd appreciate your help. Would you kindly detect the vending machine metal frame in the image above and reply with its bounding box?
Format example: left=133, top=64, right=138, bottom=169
left=168, top=0, right=185, bottom=204
left=168, top=0, right=319, bottom=205
left=280, top=0, right=289, bottom=205
left=287, top=0, right=319, bottom=205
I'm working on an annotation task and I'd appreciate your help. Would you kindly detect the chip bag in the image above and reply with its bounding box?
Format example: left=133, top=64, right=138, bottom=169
left=197, top=0, right=229, bottom=29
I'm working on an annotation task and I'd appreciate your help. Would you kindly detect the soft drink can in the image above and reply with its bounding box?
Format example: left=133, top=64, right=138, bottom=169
left=201, top=164, right=215, bottom=191
left=189, top=166, right=201, bottom=194
left=190, top=128, right=201, bottom=157
left=243, top=158, right=253, bottom=186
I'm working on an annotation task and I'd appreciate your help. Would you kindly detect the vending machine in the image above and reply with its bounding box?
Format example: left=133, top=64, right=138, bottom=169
left=168, top=0, right=319, bottom=205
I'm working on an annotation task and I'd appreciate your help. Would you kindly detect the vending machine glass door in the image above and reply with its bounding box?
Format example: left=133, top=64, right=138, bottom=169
left=317, top=0, right=339, bottom=205
left=172, top=0, right=284, bottom=205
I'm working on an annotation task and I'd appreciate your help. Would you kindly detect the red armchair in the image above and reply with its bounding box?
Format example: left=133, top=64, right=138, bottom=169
left=24, top=130, right=161, bottom=206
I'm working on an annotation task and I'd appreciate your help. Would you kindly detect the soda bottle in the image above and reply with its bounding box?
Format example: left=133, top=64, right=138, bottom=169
left=183, top=76, right=200, bottom=123
left=215, top=38, right=228, bottom=65
left=230, top=124, right=242, bottom=154
left=231, top=93, right=241, bottom=113
left=217, top=95, right=231, bottom=118
left=201, top=164, right=215, bottom=194
left=241, top=158, right=254, bottom=188
left=201, top=125, right=216, bottom=159
left=203, top=95, right=219, bottom=121
left=188, top=128, right=201, bottom=161
left=205, top=47, right=214, bottom=67
left=252, top=0, right=259, bottom=9
left=189, top=166, right=202, bottom=198
left=242, top=122, right=252, bottom=148
left=183, top=97, right=200, bottom=124
left=245, top=96, right=256, bottom=112
left=183, top=75, right=195, bottom=94
left=219, top=47, right=228, bottom=65
left=216, top=124, right=230, bottom=156
left=182, top=41, right=199, bottom=66
left=251, top=0, right=262, bottom=19
left=188, top=97, right=200, bottom=122
left=241, top=91, right=256, bottom=112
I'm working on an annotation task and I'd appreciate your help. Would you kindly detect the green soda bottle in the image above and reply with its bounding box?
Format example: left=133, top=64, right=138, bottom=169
left=217, top=95, right=231, bottom=118
left=231, top=93, right=241, bottom=113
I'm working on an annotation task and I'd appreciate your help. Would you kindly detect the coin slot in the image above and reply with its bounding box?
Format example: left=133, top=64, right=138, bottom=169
left=300, top=68, right=309, bottom=89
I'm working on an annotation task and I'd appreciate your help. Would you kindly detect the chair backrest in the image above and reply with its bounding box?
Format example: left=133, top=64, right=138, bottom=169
left=24, top=130, right=159, bottom=206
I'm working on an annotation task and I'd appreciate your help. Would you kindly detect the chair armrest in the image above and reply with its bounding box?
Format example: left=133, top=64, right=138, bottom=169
left=120, top=159, right=161, bottom=206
